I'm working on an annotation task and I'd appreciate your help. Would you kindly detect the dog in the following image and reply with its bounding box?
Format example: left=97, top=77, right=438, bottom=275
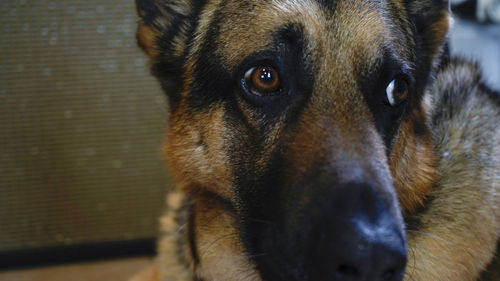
left=132, top=0, right=500, bottom=280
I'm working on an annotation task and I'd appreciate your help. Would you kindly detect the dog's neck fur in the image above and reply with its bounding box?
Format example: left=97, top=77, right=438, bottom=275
left=154, top=59, right=500, bottom=281
left=155, top=191, right=195, bottom=281
left=404, top=59, right=500, bottom=280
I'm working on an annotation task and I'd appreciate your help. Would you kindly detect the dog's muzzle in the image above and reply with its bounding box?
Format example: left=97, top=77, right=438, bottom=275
left=247, top=180, right=407, bottom=281
left=308, top=182, right=407, bottom=281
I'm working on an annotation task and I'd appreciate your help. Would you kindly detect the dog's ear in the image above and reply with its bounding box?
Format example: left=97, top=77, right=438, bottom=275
left=405, top=0, right=451, bottom=76
left=136, top=0, right=195, bottom=60
left=136, top=0, right=201, bottom=106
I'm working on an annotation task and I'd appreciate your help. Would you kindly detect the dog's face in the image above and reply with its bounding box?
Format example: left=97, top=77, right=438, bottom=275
left=137, top=0, right=449, bottom=280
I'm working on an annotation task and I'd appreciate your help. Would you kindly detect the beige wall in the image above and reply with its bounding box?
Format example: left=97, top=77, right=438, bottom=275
left=0, top=0, right=170, bottom=251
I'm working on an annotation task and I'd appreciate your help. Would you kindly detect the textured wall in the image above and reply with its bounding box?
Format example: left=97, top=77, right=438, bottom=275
left=0, top=0, right=169, bottom=252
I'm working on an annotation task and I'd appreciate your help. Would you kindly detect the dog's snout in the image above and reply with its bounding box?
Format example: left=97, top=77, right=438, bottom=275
left=328, top=233, right=407, bottom=281
left=309, top=182, right=407, bottom=281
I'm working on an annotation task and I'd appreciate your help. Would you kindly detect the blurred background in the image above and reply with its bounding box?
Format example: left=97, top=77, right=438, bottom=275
left=451, top=0, right=500, bottom=90
left=0, top=0, right=499, bottom=280
left=0, top=0, right=168, bottom=279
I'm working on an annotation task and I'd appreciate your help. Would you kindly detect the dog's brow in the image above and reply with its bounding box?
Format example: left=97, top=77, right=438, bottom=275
left=225, top=23, right=308, bottom=73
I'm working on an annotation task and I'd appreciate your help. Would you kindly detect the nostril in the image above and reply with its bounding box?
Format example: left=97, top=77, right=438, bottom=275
left=382, top=266, right=405, bottom=281
left=331, top=262, right=404, bottom=281
left=382, top=268, right=395, bottom=280
left=334, top=263, right=359, bottom=277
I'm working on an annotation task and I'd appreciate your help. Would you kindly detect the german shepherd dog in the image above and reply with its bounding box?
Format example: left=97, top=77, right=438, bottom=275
left=133, top=0, right=500, bottom=280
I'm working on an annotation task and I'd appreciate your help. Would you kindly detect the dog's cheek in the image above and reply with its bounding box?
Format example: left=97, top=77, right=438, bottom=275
left=193, top=196, right=261, bottom=281
left=164, top=103, right=234, bottom=199
left=389, top=110, right=437, bottom=213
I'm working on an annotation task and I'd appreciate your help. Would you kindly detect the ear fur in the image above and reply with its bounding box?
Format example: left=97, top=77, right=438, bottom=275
left=136, top=0, right=195, bottom=60
left=404, top=0, right=451, bottom=83
left=136, top=0, right=203, bottom=107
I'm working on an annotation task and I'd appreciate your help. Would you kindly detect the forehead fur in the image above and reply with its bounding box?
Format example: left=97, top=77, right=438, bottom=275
left=191, top=0, right=397, bottom=72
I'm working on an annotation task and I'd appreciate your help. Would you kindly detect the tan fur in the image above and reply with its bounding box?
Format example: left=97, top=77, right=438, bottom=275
left=390, top=114, right=437, bottom=213
left=214, top=1, right=325, bottom=69
left=428, top=11, right=451, bottom=54
left=165, top=103, right=233, bottom=199
left=404, top=61, right=500, bottom=280
left=192, top=194, right=260, bottom=281
left=155, top=191, right=194, bottom=281
left=137, top=23, right=161, bottom=59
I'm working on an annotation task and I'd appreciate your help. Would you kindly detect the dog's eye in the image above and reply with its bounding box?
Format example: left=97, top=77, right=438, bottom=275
left=386, top=78, right=408, bottom=106
left=244, top=66, right=281, bottom=96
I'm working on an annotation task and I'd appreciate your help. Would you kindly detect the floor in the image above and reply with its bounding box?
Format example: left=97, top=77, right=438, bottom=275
left=0, top=257, right=152, bottom=281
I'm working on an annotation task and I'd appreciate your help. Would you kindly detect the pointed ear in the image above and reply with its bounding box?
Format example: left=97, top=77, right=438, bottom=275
left=136, top=0, right=200, bottom=106
left=405, top=0, right=451, bottom=64
left=135, top=0, right=195, bottom=61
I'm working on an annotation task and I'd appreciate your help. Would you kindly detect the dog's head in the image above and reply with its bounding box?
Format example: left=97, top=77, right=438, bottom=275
left=137, top=0, right=449, bottom=280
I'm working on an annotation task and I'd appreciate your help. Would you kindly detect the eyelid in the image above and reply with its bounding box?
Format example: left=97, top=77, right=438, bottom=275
left=397, top=64, right=414, bottom=84
left=382, top=48, right=414, bottom=81
left=233, top=51, right=279, bottom=78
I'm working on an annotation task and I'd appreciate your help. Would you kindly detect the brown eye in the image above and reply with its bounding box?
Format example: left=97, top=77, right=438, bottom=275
left=244, top=66, right=281, bottom=96
left=386, top=78, right=409, bottom=106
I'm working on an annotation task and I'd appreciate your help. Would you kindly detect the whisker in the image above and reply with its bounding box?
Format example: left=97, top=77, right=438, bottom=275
left=174, top=222, right=187, bottom=235
left=246, top=217, right=274, bottom=225
left=236, top=268, right=261, bottom=281
left=407, top=229, right=455, bottom=245
left=199, top=232, right=239, bottom=259
left=248, top=253, right=268, bottom=258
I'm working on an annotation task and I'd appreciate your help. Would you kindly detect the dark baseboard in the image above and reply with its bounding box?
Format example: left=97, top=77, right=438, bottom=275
left=0, top=238, right=156, bottom=270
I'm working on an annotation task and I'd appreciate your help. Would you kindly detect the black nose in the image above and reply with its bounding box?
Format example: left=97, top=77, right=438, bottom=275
left=309, top=182, right=407, bottom=281
left=327, top=234, right=406, bottom=281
